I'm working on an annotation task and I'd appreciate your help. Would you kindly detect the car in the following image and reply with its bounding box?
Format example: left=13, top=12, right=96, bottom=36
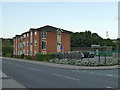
left=83, top=51, right=94, bottom=58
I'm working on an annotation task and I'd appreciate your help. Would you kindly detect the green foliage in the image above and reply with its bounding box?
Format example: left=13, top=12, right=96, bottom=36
left=20, top=54, right=24, bottom=59
left=26, top=56, right=32, bottom=60
left=88, top=61, right=98, bottom=66
left=71, top=31, right=118, bottom=50
left=59, top=59, right=69, bottom=64
left=75, top=60, right=82, bottom=66
left=68, top=59, right=76, bottom=65
left=35, top=53, right=57, bottom=62
left=5, top=53, right=12, bottom=57
left=2, top=38, right=13, bottom=57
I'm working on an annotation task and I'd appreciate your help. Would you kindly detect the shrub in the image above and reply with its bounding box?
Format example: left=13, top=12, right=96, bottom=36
left=20, top=54, right=24, bottom=59
left=26, top=56, right=32, bottom=60
left=35, top=53, right=57, bottom=62
left=5, top=53, right=12, bottom=57
left=59, top=59, right=69, bottom=64
left=82, top=61, right=88, bottom=66
left=23, top=56, right=27, bottom=60
left=88, top=61, right=97, bottom=66
left=75, top=60, right=82, bottom=66
left=68, top=59, right=76, bottom=65
left=54, top=58, right=61, bottom=64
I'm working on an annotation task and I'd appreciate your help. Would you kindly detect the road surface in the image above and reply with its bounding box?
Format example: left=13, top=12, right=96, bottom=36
left=2, top=57, right=119, bottom=89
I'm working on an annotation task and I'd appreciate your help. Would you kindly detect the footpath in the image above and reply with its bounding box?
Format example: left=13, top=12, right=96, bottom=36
left=3, top=57, right=120, bottom=70
left=0, top=71, right=27, bottom=89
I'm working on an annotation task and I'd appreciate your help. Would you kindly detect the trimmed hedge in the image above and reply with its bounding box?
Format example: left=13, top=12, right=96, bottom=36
left=35, top=53, right=57, bottom=62
left=5, top=53, right=12, bottom=57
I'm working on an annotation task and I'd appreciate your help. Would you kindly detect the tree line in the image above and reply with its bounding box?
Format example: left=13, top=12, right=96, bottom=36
left=71, top=31, right=120, bottom=50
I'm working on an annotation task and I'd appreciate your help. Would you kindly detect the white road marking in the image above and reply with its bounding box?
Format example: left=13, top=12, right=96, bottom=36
left=89, top=72, right=95, bottom=74
left=16, top=64, right=24, bottom=68
left=51, top=73, right=80, bottom=81
left=106, top=86, right=112, bottom=88
left=82, top=71, right=86, bottom=72
left=106, top=74, right=113, bottom=77
left=28, top=67, right=42, bottom=72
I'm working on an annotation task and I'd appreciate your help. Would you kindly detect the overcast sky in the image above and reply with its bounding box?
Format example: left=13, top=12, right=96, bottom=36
left=1, top=1, right=118, bottom=39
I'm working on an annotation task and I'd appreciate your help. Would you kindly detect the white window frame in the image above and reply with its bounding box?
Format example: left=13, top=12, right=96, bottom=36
left=35, top=31, right=37, bottom=36
left=42, top=51, right=46, bottom=54
left=23, top=50, right=25, bottom=55
left=35, top=40, right=37, bottom=46
left=42, top=40, right=47, bottom=50
left=31, top=32, right=32, bottom=36
left=42, top=31, right=47, bottom=39
left=27, top=50, right=29, bottom=55
left=27, top=33, right=29, bottom=37
left=57, top=31, right=61, bottom=36
left=27, top=41, right=29, bottom=46
left=34, top=51, right=37, bottom=56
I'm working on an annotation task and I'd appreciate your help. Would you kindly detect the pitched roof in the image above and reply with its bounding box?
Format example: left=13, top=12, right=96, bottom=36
left=30, top=25, right=73, bottom=33
left=13, top=25, right=72, bottom=38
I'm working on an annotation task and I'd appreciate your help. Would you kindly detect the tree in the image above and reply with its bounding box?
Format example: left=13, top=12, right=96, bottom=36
left=71, top=31, right=118, bottom=50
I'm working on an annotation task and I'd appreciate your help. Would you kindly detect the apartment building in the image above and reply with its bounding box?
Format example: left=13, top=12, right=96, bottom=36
left=13, top=25, right=72, bottom=56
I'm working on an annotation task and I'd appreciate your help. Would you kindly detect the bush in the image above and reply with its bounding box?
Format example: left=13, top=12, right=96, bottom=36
left=75, top=60, right=82, bottom=66
left=82, top=61, right=88, bottom=66
left=20, top=54, right=24, bottom=59
left=26, top=56, right=32, bottom=60
left=59, top=59, right=69, bottom=64
left=54, top=58, right=61, bottom=64
left=88, top=61, right=97, bottom=66
left=5, top=53, right=12, bottom=57
left=68, top=59, right=76, bottom=65
left=35, top=53, right=57, bottom=62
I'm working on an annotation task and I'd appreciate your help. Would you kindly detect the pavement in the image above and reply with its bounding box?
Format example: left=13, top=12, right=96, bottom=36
left=0, top=71, right=27, bottom=89
left=2, top=57, right=119, bottom=88
left=2, top=57, right=120, bottom=70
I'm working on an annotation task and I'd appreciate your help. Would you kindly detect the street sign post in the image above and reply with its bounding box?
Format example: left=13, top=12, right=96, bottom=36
left=60, top=45, right=63, bottom=52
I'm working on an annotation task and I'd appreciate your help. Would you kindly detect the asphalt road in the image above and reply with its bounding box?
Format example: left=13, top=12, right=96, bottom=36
left=2, top=58, right=119, bottom=89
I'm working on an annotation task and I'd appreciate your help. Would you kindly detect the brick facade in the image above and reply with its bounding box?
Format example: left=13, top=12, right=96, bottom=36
left=13, top=25, right=72, bottom=56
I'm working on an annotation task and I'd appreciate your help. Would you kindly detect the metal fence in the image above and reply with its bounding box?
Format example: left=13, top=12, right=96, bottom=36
left=53, top=50, right=120, bottom=64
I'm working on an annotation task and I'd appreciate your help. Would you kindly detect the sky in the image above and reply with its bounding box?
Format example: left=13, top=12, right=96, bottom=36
left=1, top=1, right=118, bottom=39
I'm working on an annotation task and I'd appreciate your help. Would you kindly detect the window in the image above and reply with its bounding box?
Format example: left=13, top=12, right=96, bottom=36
left=31, top=32, right=32, bottom=36
left=57, top=42, right=61, bottom=45
left=35, top=40, right=37, bottom=46
left=18, top=51, right=19, bottom=55
left=27, top=33, right=29, bottom=37
left=42, top=31, right=46, bottom=39
left=57, top=31, right=61, bottom=35
left=27, top=41, right=29, bottom=46
left=27, top=50, right=29, bottom=55
left=35, top=31, right=37, bottom=36
left=18, top=44, right=19, bottom=48
left=23, top=42, right=26, bottom=48
left=23, top=34, right=26, bottom=40
left=20, top=36, right=22, bottom=42
left=30, top=51, right=32, bottom=55
left=23, top=50, right=25, bottom=55
left=42, top=51, right=46, bottom=54
left=42, top=41, right=46, bottom=49
left=20, top=52, right=22, bottom=55
left=20, top=44, right=22, bottom=50
left=34, top=51, right=37, bottom=56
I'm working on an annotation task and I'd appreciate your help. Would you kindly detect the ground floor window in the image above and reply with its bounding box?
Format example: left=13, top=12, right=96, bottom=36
left=42, top=41, right=46, bottom=49
left=42, top=51, right=46, bottom=54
